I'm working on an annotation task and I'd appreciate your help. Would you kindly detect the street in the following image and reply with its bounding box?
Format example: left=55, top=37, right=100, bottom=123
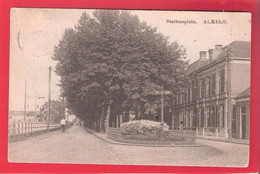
left=8, top=126, right=249, bottom=167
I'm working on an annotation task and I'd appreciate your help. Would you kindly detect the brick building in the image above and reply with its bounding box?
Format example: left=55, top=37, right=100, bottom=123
left=172, top=41, right=251, bottom=140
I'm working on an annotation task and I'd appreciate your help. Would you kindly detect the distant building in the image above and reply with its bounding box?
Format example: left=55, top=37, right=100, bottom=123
left=9, top=110, right=38, bottom=122
left=38, top=100, right=65, bottom=123
left=172, top=41, right=251, bottom=140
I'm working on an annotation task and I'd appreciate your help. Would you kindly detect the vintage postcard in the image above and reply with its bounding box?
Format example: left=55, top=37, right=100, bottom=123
left=8, top=8, right=251, bottom=167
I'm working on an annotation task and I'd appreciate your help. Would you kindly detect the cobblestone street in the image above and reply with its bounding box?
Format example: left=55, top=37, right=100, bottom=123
left=8, top=126, right=249, bottom=167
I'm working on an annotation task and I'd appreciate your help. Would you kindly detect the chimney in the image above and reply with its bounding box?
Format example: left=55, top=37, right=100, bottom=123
left=208, top=44, right=223, bottom=62
left=208, top=49, right=213, bottom=61
left=227, top=47, right=233, bottom=57
left=199, top=51, right=207, bottom=60
left=215, top=44, right=223, bottom=49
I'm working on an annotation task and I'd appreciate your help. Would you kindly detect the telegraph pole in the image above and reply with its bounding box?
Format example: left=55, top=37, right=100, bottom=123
left=47, top=66, right=52, bottom=132
left=23, top=81, right=27, bottom=121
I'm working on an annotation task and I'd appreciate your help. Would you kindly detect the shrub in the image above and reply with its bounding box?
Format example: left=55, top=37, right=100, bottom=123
left=120, top=120, right=169, bottom=136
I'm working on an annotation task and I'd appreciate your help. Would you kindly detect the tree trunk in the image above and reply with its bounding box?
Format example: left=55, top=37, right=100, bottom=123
left=97, top=119, right=100, bottom=132
left=137, top=105, right=141, bottom=120
left=134, top=106, right=138, bottom=120
left=106, top=104, right=111, bottom=133
left=100, top=104, right=105, bottom=132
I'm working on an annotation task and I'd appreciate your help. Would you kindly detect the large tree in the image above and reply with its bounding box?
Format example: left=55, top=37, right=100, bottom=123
left=52, top=10, right=187, bottom=131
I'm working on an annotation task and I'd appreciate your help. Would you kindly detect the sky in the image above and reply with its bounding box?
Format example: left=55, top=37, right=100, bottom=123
left=9, top=8, right=251, bottom=111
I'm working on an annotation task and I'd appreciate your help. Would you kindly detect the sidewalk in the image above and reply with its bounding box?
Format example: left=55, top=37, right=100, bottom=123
left=195, top=135, right=249, bottom=145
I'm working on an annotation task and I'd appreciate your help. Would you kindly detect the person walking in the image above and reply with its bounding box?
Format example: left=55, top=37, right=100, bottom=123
left=60, top=118, right=66, bottom=133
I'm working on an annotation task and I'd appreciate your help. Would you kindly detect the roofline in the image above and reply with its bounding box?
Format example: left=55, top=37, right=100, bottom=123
left=186, top=41, right=251, bottom=74
left=235, top=95, right=250, bottom=99
left=235, top=96, right=250, bottom=102
left=194, top=56, right=251, bottom=74
left=195, top=57, right=226, bottom=73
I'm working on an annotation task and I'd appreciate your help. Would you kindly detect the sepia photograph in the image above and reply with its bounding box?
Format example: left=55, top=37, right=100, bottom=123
left=8, top=8, right=251, bottom=167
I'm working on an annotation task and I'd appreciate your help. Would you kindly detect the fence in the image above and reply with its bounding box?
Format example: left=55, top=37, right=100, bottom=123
left=8, top=121, right=60, bottom=137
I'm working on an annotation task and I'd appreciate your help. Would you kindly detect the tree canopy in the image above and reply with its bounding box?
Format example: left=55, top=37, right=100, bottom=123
left=52, top=10, right=187, bottom=130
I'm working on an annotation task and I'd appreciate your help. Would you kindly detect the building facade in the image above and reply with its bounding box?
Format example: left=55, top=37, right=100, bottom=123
left=232, top=87, right=250, bottom=140
left=172, top=41, right=251, bottom=140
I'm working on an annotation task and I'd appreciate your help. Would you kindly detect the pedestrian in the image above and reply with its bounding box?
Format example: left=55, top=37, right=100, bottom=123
left=60, top=118, right=66, bottom=133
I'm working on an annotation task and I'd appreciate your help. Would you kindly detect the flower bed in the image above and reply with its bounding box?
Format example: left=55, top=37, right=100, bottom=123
left=120, top=120, right=169, bottom=136
left=117, top=120, right=196, bottom=145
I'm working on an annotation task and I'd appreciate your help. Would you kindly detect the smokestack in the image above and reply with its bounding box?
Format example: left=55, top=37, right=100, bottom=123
left=199, top=51, right=207, bottom=60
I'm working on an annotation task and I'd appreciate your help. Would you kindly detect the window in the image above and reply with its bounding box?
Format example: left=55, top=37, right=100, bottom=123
left=187, top=87, right=190, bottom=102
left=219, top=104, right=224, bottom=128
left=201, top=78, right=206, bottom=98
left=183, top=92, right=186, bottom=103
left=220, top=70, right=225, bottom=93
left=186, top=88, right=189, bottom=102
left=205, top=106, right=210, bottom=127
left=193, top=80, right=198, bottom=100
left=180, top=112, right=183, bottom=122
left=183, top=112, right=186, bottom=128
left=211, top=74, right=216, bottom=95
left=198, top=108, right=201, bottom=127
left=190, top=110, right=193, bottom=127
left=179, top=112, right=184, bottom=130
left=206, top=76, right=210, bottom=97
left=200, top=107, right=204, bottom=127
left=232, top=106, right=237, bottom=133
left=199, top=79, right=202, bottom=98
left=241, top=107, right=246, bottom=115
left=190, top=81, right=193, bottom=101
left=216, top=105, right=219, bottom=126
left=186, top=111, right=189, bottom=127
left=210, top=106, right=216, bottom=127
left=240, top=107, right=247, bottom=139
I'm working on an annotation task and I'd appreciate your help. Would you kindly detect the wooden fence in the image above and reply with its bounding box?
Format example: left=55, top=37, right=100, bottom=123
left=8, top=121, right=60, bottom=137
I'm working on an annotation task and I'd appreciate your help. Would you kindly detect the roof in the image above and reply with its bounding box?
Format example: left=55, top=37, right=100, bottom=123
left=186, top=59, right=208, bottom=75
left=186, top=41, right=251, bottom=75
left=216, top=41, right=251, bottom=60
left=235, top=87, right=250, bottom=99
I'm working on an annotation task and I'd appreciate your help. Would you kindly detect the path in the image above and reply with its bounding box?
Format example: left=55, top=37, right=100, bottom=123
left=8, top=126, right=122, bottom=164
